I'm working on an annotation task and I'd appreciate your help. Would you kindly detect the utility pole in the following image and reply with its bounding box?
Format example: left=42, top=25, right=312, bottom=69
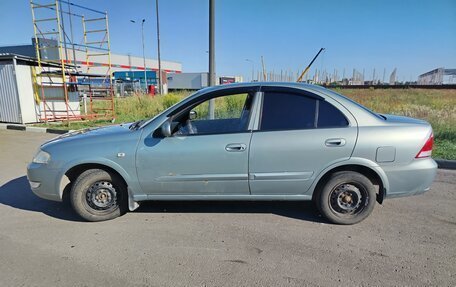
left=155, top=0, right=162, bottom=94
left=208, top=0, right=215, bottom=118
left=142, top=19, right=147, bottom=91
left=130, top=19, right=147, bottom=92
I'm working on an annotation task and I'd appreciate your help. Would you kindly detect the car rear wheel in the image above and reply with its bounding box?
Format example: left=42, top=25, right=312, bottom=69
left=316, top=171, right=376, bottom=225
left=70, top=169, right=127, bottom=222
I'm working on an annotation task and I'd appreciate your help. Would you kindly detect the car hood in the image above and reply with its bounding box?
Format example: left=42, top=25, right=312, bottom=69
left=42, top=123, right=134, bottom=148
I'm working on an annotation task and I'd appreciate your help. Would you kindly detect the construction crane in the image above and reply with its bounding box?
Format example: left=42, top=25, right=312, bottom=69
left=296, top=48, right=325, bottom=82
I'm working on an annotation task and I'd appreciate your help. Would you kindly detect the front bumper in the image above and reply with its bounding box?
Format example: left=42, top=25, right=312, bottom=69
left=382, top=158, right=438, bottom=198
left=27, top=162, right=62, bottom=202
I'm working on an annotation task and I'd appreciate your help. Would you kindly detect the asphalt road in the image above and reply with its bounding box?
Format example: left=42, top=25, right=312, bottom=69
left=0, top=129, right=455, bottom=286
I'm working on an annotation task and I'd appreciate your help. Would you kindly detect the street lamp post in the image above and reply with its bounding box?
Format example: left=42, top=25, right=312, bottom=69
left=245, top=59, right=255, bottom=82
left=130, top=19, right=147, bottom=92
left=155, top=0, right=162, bottom=95
left=208, top=0, right=215, bottom=119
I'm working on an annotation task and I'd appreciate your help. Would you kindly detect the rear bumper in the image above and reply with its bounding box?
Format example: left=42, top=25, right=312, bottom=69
left=382, top=158, right=437, bottom=198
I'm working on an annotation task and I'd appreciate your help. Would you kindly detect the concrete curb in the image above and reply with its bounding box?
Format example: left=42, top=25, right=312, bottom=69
left=0, top=123, right=70, bottom=135
left=1, top=122, right=455, bottom=170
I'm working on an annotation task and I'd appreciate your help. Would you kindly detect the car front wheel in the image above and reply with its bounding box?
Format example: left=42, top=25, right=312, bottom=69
left=316, top=171, right=377, bottom=225
left=70, top=169, right=127, bottom=222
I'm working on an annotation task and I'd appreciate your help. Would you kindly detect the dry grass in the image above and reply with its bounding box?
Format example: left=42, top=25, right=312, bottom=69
left=335, top=88, right=456, bottom=139
left=335, top=88, right=456, bottom=159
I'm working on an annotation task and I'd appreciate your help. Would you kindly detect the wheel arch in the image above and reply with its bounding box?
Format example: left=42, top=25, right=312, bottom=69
left=58, top=160, right=140, bottom=211
left=311, top=161, right=388, bottom=204
left=65, top=163, right=128, bottom=186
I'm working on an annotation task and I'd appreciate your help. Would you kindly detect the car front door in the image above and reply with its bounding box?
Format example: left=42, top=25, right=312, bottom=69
left=248, top=86, right=357, bottom=195
left=136, top=87, right=259, bottom=195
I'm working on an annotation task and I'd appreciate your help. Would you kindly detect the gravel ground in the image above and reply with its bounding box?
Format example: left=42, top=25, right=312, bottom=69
left=0, top=129, right=455, bottom=286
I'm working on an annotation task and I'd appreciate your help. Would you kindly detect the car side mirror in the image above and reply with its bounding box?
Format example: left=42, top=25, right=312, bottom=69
left=161, top=120, right=172, bottom=137
left=189, top=110, right=197, bottom=120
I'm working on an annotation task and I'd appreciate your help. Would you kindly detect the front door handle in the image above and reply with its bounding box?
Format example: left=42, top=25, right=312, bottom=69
left=225, top=143, right=247, bottom=152
left=325, top=138, right=346, bottom=147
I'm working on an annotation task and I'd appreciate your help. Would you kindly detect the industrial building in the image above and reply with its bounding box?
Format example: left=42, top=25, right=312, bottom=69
left=167, top=73, right=242, bottom=90
left=0, top=53, right=44, bottom=124
left=418, top=68, right=456, bottom=85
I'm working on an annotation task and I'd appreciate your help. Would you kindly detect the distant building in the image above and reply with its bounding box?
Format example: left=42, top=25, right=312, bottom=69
left=418, top=68, right=456, bottom=85
left=389, top=68, right=397, bottom=85
left=167, top=73, right=243, bottom=90
left=167, top=73, right=209, bottom=90
left=350, top=69, right=363, bottom=85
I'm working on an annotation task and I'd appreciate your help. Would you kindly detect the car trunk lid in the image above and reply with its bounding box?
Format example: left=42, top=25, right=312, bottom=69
left=379, top=114, right=429, bottom=125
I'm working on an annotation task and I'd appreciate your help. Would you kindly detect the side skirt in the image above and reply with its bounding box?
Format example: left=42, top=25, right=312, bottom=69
left=139, top=194, right=313, bottom=201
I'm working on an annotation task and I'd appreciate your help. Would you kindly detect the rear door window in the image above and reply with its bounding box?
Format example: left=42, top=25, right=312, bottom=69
left=260, top=92, right=316, bottom=131
left=259, top=90, right=349, bottom=131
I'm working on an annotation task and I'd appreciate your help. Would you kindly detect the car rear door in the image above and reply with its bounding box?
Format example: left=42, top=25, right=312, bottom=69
left=248, top=86, right=357, bottom=195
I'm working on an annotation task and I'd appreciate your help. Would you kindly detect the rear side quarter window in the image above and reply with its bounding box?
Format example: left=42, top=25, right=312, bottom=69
left=317, top=100, right=349, bottom=128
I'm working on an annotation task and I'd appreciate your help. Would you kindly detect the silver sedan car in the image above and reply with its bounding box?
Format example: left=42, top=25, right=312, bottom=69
left=27, top=83, right=437, bottom=224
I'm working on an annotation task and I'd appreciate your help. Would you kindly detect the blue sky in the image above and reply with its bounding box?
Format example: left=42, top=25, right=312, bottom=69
left=1, top=0, right=455, bottom=81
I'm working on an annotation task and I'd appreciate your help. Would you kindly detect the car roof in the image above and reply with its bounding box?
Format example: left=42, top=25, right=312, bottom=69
left=198, top=81, right=314, bottom=92
left=193, top=82, right=384, bottom=126
left=196, top=82, right=345, bottom=100
left=193, top=82, right=344, bottom=104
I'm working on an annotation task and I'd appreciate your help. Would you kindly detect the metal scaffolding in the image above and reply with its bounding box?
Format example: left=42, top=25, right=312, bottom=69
left=30, top=0, right=115, bottom=123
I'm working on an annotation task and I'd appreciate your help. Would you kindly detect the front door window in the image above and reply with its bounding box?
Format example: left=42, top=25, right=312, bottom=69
left=174, top=93, right=253, bottom=136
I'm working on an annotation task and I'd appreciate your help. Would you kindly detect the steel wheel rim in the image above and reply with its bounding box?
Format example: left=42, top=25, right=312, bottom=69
left=86, top=181, right=117, bottom=211
left=328, top=182, right=369, bottom=217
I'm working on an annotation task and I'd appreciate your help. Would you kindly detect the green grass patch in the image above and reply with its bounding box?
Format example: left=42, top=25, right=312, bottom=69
left=434, top=140, right=456, bottom=160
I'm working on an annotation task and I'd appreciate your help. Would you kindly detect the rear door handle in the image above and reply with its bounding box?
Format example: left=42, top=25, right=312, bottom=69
left=225, top=143, right=247, bottom=152
left=325, top=138, right=346, bottom=147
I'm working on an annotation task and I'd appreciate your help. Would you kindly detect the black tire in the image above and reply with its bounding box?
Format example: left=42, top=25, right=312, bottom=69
left=70, top=169, right=127, bottom=222
left=315, top=171, right=377, bottom=225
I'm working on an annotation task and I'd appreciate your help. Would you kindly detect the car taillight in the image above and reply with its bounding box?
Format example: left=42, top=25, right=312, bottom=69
left=416, top=134, right=434, bottom=158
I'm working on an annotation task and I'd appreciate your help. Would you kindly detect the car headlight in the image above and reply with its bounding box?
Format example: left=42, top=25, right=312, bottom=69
left=32, top=150, right=51, bottom=164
